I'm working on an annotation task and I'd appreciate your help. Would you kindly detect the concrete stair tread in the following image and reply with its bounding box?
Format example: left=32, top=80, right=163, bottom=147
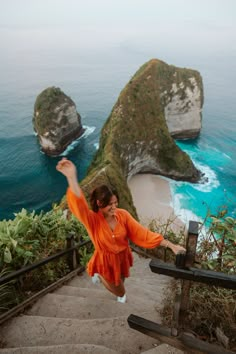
left=54, top=285, right=164, bottom=307
left=56, top=281, right=169, bottom=302
left=54, top=285, right=113, bottom=299
left=66, top=273, right=98, bottom=288
left=129, top=270, right=170, bottom=280
left=0, top=252, right=174, bottom=354
left=0, top=343, right=119, bottom=354
left=67, top=273, right=171, bottom=290
left=126, top=278, right=170, bottom=287
left=1, top=315, right=160, bottom=354
left=56, top=282, right=169, bottom=302
left=141, top=343, right=184, bottom=353
left=59, top=278, right=168, bottom=298
left=25, top=293, right=161, bottom=319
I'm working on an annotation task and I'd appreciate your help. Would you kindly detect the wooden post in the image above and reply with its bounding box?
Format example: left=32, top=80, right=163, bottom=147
left=66, top=233, right=77, bottom=271
left=179, top=220, right=199, bottom=329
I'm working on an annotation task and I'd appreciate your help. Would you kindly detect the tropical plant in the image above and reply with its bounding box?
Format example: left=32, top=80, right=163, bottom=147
left=161, top=210, right=236, bottom=348
left=0, top=206, right=88, bottom=272
left=198, top=210, right=236, bottom=273
left=0, top=205, right=90, bottom=312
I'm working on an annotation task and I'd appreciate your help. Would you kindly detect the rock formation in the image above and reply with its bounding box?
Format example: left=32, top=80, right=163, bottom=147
left=162, top=72, right=203, bottom=139
left=33, top=87, right=84, bottom=156
left=78, top=59, right=203, bottom=218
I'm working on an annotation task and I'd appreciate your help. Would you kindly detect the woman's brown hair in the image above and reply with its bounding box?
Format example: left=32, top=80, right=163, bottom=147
left=90, top=185, right=119, bottom=212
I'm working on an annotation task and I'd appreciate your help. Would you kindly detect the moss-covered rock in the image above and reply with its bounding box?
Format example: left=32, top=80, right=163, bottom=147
left=33, top=87, right=84, bottom=156
left=79, top=59, right=203, bottom=218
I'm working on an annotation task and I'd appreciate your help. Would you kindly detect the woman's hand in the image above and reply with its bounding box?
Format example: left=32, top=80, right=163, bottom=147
left=56, top=158, right=82, bottom=197
left=56, top=158, right=77, bottom=180
left=160, top=239, right=186, bottom=255
left=170, top=244, right=186, bottom=255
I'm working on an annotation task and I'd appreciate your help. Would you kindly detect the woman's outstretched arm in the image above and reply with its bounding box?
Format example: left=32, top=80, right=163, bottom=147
left=56, top=158, right=82, bottom=197
left=159, top=239, right=186, bottom=255
left=125, top=210, right=186, bottom=255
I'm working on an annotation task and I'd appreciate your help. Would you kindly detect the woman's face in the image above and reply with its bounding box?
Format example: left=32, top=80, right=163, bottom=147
left=98, top=195, right=118, bottom=217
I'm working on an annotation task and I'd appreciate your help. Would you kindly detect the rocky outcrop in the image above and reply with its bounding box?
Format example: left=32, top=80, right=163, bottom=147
left=162, top=76, right=203, bottom=139
left=33, top=87, right=84, bottom=156
left=79, top=59, right=203, bottom=218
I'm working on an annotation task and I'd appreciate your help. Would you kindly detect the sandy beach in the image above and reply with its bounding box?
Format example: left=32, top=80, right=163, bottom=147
left=128, top=174, right=185, bottom=233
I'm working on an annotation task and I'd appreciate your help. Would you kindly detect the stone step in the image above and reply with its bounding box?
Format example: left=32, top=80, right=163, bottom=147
left=59, top=276, right=170, bottom=304
left=54, top=282, right=167, bottom=312
left=127, top=275, right=170, bottom=285
left=1, top=315, right=160, bottom=354
left=59, top=277, right=169, bottom=309
left=54, top=285, right=113, bottom=299
left=25, top=293, right=159, bottom=320
left=66, top=273, right=97, bottom=288
left=125, top=278, right=170, bottom=297
left=67, top=272, right=170, bottom=290
left=0, top=343, right=119, bottom=354
left=129, top=268, right=170, bottom=281
left=141, top=343, right=184, bottom=354
left=54, top=285, right=162, bottom=305
left=54, top=286, right=164, bottom=317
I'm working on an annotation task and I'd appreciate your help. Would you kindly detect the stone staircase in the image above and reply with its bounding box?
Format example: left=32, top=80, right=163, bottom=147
left=0, top=253, right=184, bottom=354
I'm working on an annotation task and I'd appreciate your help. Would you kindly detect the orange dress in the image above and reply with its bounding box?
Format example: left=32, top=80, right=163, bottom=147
left=67, top=187, right=164, bottom=285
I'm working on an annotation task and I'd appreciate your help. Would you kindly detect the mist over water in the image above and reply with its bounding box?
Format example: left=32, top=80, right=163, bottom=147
left=0, top=7, right=235, bottom=221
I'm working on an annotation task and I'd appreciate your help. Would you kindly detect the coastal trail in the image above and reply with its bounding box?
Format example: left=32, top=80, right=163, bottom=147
left=0, top=252, right=184, bottom=354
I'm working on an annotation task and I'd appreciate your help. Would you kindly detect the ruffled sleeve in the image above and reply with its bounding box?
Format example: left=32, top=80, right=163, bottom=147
left=66, top=187, right=96, bottom=237
left=123, top=209, right=164, bottom=248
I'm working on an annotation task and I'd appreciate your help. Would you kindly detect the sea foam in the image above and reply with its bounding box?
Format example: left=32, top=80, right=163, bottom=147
left=94, top=142, right=99, bottom=150
left=60, top=125, right=96, bottom=156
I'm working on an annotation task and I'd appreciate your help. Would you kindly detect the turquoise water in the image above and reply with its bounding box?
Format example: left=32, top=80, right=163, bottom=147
left=0, top=47, right=235, bottom=221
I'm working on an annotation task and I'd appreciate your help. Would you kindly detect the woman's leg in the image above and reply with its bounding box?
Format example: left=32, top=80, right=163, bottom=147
left=99, top=275, right=125, bottom=297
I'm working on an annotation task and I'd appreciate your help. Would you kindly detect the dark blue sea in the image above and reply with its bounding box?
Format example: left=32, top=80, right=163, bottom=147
left=0, top=42, right=235, bottom=223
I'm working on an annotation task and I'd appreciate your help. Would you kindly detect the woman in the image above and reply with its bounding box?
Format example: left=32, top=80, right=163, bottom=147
left=56, top=158, right=186, bottom=303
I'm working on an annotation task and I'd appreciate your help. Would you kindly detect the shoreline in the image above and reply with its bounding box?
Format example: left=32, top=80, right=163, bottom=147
left=128, top=174, right=185, bottom=233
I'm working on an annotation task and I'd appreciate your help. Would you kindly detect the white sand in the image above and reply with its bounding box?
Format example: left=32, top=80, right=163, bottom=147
left=128, top=174, right=185, bottom=233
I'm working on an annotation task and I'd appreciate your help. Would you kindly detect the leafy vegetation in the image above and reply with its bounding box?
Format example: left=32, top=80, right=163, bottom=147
left=0, top=199, right=235, bottom=350
left=0, top=206, right=92, bottom=313
left=198, top=209, right=236, bottom=273
left=160, top=209, right=236, bottom=349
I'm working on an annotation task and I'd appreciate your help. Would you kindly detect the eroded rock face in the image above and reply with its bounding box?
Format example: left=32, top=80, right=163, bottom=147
left=163, top=77, right=203, bottom=139
left=79, top=59, right=204, bottom=218
left=33, top=87, right=84, bottom=156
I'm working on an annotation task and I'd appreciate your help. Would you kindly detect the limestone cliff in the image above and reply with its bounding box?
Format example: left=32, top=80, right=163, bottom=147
left=162, top=70, right=203, bottom=139
left=79, top=59, right=203, bottom=218
left=33, top=87, right=84, bottom=156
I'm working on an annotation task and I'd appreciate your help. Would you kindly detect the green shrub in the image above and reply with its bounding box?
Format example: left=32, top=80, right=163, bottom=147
left=0, top=205, right=90, bottom=312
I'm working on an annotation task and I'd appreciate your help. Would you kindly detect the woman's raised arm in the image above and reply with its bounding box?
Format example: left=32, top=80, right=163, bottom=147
left=56, top=158, right=82, bottom=197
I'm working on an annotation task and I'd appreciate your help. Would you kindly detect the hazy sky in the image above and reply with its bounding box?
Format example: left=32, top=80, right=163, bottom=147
left=1, top=0, right=236, bottom=53
left=1, top=0, right=235, bottom=28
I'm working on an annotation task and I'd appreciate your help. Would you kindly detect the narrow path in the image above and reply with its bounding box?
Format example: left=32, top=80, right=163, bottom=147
left=0, top=253, right=184, bottom=354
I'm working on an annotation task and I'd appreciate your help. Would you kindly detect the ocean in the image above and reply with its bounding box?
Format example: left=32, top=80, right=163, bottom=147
left=0, top=43, right=235, bottom=223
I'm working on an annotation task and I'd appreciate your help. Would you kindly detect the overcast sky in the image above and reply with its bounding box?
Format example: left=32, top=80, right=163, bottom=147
left=1, top=0, right=235, bottom=27
left=0, top=0, right=235, bottom=61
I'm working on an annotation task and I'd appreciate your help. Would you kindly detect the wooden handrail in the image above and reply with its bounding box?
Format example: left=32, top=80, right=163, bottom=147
left=149, top=259, right=236, bottom=290
left=0, top=238, right=90, bottom=286
left=128, top=314, right=235, bottom=354
left=128, top=220, right=236, bottom=353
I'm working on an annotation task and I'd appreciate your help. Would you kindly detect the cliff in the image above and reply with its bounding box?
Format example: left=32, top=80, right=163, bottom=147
left=79, top=59, right=203, bottom=218
left=33, top=87, right=84, bottom=156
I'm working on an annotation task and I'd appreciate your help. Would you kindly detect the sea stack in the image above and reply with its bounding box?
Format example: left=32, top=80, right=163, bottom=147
left=79, top=58, right=204, bottom=218
left=33, top=87, right=84, bottom=156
